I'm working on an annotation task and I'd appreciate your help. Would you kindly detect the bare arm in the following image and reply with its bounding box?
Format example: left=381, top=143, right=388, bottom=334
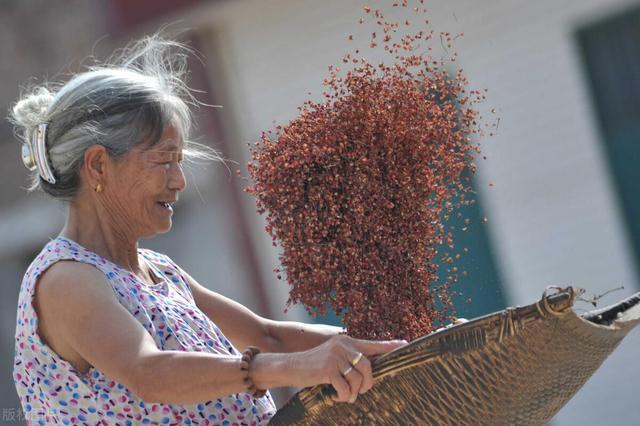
left=264, top=320, right=345, bottom=353
left=181, top=267, right=343, bottom=353
left=35, top=262, right=292, bottom=404
left=36, top=261, right=405, bottom=405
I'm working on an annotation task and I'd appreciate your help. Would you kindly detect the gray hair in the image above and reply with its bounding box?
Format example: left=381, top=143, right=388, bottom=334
left=9, top=33, right=220, bottom=201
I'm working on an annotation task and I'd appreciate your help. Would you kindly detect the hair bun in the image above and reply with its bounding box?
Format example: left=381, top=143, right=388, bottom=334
left=10, top=87, right=55, bottom=132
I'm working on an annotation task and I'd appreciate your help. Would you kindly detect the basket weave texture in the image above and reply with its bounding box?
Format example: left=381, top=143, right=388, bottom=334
left=270, top=288, right=640, bottom=425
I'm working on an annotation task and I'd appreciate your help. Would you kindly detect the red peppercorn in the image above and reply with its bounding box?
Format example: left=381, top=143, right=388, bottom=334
left=246, top=5, right=486, bottom=341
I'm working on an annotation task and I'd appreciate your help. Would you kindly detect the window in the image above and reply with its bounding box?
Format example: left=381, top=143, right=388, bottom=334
left=577, top=6, right=640, bottom=277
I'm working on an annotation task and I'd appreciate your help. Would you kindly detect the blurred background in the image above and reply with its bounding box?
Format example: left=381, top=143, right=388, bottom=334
left=1, top=0, right=639, bottom=424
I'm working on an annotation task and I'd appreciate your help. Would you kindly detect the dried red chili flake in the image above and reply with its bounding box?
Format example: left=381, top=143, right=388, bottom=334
left=246, top=3, right=485, bottom=341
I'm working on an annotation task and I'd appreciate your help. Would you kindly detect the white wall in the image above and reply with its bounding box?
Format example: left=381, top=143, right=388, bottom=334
left=203, top=0, right=640, bottom=423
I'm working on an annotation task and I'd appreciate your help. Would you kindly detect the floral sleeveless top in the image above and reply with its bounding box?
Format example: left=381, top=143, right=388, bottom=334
left=13, top=236, right=276, bottom=425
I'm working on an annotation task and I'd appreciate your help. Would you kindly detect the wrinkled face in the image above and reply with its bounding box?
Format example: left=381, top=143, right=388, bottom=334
left=103, top=123, right=186, bottom=239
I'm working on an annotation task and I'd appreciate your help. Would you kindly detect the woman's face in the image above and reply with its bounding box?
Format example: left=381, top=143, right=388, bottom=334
left=101, top=123, right=186, bottom=239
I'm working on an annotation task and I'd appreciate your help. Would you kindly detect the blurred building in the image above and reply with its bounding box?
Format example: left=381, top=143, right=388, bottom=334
left=0, top=0, right=639, bottom=424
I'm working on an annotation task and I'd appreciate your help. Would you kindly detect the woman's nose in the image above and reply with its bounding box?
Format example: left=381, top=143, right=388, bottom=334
left=169, top=163, right=186, bottom=192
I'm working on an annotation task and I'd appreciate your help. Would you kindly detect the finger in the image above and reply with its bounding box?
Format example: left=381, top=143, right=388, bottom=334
left=352, top=338, right=408, bottom=356
left=330, top=373, right=352, bottom=403
left=340, top=360, right=363, bottom=402
left=352, top=355, right=374, bottom=393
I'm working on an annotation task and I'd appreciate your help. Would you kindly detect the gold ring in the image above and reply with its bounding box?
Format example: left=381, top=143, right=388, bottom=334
left=350, top=352, right=363, bottom=366
left=342, top=366, right=354, bottom=376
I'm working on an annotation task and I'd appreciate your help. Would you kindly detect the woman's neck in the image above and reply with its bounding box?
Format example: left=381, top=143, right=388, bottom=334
left=60, top=200, right=143, bottom=275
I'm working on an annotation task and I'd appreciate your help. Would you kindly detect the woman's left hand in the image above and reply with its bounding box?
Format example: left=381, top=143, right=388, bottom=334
left=286, top=334, right=408, bottom=403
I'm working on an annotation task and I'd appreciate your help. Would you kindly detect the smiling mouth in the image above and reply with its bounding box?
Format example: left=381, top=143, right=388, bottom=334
left=157, top=202, right=174, bottom=211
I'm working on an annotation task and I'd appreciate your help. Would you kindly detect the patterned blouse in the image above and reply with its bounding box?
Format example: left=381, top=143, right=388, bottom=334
left=13, top=236, right=276, bottom=425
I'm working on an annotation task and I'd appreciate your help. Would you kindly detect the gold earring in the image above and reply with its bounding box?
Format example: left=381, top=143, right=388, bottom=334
left=95, top=183, right=102, bottom=193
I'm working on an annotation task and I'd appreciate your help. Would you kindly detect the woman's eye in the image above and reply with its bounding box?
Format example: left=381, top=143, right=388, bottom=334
left=161, top=159, right=183, bottom=169
left=155, top=152, right=183, bottom=169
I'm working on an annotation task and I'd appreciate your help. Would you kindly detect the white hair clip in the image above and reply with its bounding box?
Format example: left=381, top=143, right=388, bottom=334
left=21, top=123, right=56, bottom=184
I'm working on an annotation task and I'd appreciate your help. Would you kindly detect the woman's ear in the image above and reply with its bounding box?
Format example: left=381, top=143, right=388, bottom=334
left=82, top=144, right=109, bottom=187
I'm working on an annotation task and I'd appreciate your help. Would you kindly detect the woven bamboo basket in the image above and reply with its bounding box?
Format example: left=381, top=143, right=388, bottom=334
left=269, top=287, right=640, bottom=425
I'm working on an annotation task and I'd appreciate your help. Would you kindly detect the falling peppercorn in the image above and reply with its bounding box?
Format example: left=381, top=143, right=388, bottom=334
left=247, top=3, right=485, bottom=341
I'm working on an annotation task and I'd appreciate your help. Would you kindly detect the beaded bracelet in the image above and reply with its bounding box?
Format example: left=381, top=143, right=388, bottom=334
left=240, top=346, right=267, bottom=398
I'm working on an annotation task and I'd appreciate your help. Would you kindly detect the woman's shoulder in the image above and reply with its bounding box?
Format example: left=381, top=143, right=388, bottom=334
left=23, top=237, right=80, bottom=279
left=29, top=236, right=99, bottom=265
left=27, top=236, right=114, bottom=278
left=33, top=248, right=114, bottom=304
left=37, top=260, right=113, bottom=301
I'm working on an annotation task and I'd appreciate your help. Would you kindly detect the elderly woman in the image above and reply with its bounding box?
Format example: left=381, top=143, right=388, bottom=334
left=11, top=36, right=405, bottom=425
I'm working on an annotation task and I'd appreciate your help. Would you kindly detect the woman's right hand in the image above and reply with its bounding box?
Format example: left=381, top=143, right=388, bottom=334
left=291, top=335, right=407, bottom=403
